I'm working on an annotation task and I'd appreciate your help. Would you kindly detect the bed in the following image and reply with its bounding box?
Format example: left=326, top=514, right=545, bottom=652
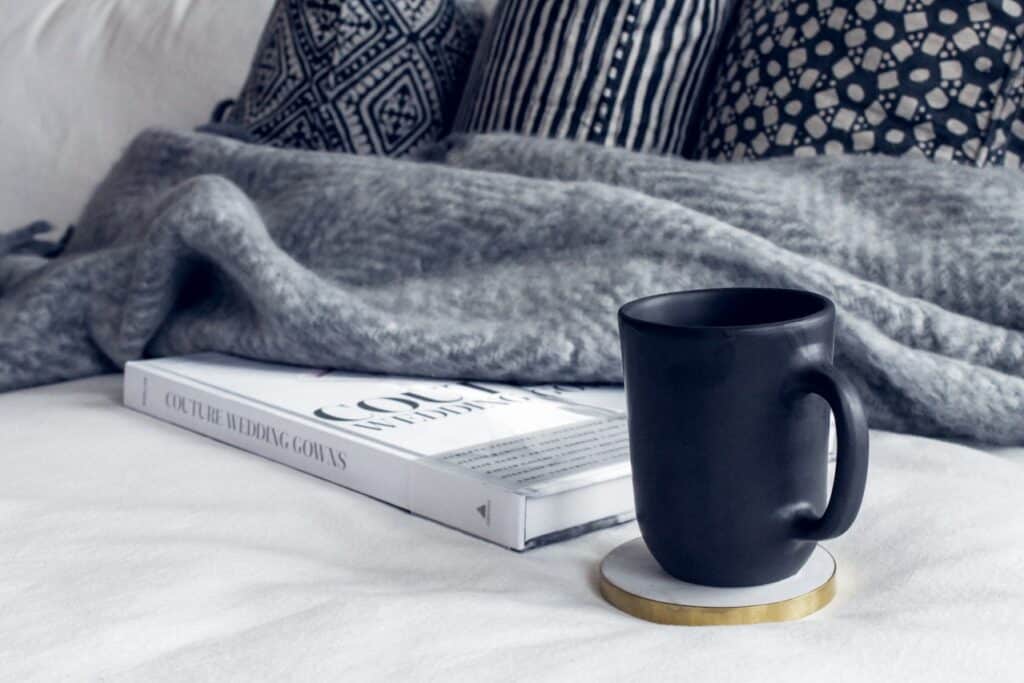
left=2, top=376, right=1023, bottom=681
left=2, top=2, right=1023, bottom=680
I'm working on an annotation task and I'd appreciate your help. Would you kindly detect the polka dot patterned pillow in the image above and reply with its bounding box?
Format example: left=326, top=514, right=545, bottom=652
left=697, top=0, right=1024, bottom=167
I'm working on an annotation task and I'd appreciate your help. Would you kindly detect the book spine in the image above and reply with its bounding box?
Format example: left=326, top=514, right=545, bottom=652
left=123, top=364, right=527, bottom=549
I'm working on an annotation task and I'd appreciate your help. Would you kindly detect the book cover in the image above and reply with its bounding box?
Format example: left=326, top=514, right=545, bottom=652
left=123, top=353, right=635, bottom=550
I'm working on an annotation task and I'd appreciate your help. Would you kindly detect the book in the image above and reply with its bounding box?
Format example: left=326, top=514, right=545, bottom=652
left=123, top=353, right=634, bottom=550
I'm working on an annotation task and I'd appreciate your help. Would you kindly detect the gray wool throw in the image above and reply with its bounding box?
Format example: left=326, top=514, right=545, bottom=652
left=1, top=128, right=1023, bottom=444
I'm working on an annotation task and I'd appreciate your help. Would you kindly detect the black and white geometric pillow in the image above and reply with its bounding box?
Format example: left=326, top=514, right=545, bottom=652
left=697, top=0, right=1024, bottom=168
left=227, top=0, right=481, bottom=157
left=456, top=0, right=735, bottom=156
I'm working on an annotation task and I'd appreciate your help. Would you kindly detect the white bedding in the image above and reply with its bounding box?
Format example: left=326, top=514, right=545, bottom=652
left=0, top=0, right=495, bottom=232
left=2, top=376, right=1023, bottom=682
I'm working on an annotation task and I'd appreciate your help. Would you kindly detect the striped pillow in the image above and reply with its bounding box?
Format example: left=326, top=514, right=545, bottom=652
left=455, top=0, right=733, bottom=155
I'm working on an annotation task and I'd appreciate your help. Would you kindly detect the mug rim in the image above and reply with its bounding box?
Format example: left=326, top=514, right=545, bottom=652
left=618, top=287, right=835, bottom=333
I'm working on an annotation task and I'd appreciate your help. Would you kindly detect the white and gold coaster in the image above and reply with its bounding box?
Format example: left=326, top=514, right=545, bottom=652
left=599, top=538, right=836, bottom=626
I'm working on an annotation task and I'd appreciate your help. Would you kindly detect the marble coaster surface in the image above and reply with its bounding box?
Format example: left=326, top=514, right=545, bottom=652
left=599, top=538, right=836, bottom=625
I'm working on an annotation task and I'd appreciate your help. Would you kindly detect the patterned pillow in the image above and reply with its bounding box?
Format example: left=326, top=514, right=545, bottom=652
left=455, top=0, right=735, bottom=155
left=697, top=0, right=1024, bottom=168
left=226, top=0, right=481, bottom=156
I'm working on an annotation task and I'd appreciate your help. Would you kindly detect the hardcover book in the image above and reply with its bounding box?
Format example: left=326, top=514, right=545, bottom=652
left=123, top=353, right=634, bottom=550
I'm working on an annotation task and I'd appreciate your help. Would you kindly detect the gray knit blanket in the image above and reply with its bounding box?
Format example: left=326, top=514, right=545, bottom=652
left=2, top=128, right=1023, bottom=444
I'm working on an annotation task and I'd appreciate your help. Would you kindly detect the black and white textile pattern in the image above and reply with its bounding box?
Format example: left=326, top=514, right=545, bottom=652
left=227, top=0, right=480, bottom=156
left=697, top=0, right=1024, bottom=167
left=455, top=0, right=734, bottom=155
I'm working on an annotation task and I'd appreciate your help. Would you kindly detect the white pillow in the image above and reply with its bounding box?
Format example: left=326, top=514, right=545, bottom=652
left=0, top=0, right=274, bottom=232
left=0, top=0, right=500, bottom=235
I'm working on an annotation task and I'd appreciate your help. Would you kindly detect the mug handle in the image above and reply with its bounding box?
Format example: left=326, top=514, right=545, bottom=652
left=792, top=363, right=869, bottom=541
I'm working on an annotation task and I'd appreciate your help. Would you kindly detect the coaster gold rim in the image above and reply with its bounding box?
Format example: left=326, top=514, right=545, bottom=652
left=599, top=543, right=837, bottom=626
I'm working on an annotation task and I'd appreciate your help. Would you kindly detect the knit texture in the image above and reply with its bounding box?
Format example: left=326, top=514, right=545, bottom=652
left=1, top=128, right=1023, bottom=444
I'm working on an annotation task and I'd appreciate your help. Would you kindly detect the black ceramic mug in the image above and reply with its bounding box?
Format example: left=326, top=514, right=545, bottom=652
left=618, top=288, right=869, bottom=587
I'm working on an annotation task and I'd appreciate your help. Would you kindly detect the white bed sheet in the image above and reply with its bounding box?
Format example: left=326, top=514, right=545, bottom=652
left=1, top=375, right=1022, bottom=682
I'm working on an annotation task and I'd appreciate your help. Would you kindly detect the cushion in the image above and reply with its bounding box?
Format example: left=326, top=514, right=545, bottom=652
left=226, top=0, right=482, bottom=156
left=455, top=0, right=735, bottom=155
left=0, top=0, right=275, bottom=231
left=696, top=0, right=1024, bottom=167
